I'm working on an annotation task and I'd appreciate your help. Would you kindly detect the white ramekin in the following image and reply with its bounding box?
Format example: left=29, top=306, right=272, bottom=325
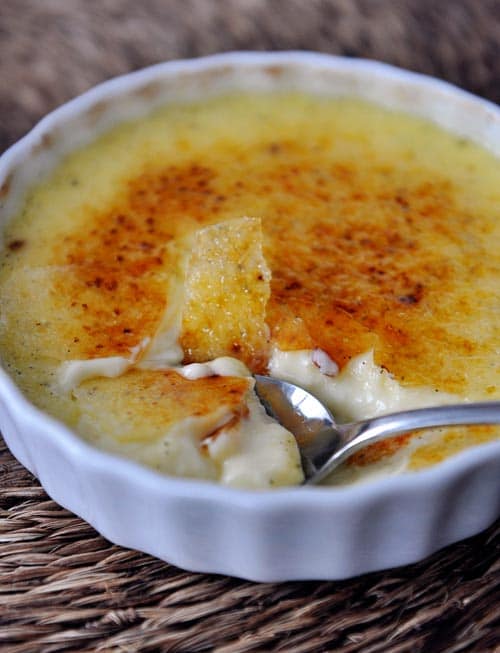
left=1, top=52, right=499, bottom=582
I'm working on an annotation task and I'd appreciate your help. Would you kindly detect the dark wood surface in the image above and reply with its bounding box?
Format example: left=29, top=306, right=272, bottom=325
left=0, top=2, right=499, bottom=651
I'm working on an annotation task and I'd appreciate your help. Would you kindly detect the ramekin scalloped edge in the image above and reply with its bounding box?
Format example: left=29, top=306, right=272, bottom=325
left=0, top=52, right=499, bottom=581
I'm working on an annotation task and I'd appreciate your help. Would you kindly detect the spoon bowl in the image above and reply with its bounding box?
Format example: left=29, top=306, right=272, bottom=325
left=254, top=375, right=500, bottom=484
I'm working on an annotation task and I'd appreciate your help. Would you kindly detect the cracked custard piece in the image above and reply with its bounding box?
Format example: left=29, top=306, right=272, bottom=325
left=74, top=370, right=251, bottom=480
left=73, top=369, right=303, bottom=488
left=179, top=217, right=271, bottom=372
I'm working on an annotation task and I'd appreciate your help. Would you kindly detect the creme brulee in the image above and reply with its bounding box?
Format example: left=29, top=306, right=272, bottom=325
left=0, top=92, right=499, bottom=487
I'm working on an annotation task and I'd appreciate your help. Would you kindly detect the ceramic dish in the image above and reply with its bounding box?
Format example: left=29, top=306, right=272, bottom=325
left=1, top=52, right=499, bottom=581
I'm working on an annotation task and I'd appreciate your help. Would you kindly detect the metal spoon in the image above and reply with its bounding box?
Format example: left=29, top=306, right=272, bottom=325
left=254, top=375, right=500, bottom=485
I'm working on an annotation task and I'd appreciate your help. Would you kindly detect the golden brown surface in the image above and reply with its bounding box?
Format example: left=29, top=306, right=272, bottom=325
left=74, top=369, right=251, bottom=444
left=180, top=217, right=271, bottom=372
left=1, top=93, right=499, bottom=469
left=29, top=131, right=498, bottom=395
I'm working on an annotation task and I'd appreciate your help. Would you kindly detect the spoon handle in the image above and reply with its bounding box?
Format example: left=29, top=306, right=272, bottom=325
left=310, top=401, right=500, bottom=484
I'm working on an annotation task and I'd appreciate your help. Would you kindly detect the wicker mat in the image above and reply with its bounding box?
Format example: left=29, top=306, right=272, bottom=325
left=1, top=1, right=499, bottom=651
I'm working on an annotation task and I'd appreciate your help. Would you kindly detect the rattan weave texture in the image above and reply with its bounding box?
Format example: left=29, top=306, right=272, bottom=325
left=1, top=2, right=499, bottom=651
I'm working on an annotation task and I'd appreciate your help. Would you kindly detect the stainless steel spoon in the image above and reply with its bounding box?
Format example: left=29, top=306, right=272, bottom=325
left=254, top=375, right=500, bottom=484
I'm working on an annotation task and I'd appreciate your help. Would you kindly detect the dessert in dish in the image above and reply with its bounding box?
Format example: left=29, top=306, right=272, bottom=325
left=1, top=92, right=499, bottom=488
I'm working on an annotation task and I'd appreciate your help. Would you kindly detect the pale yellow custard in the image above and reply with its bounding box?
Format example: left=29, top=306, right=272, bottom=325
left=0, top=92, right=499, bottom=487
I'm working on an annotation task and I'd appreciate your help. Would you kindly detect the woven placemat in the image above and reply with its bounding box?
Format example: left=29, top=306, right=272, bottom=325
left=1, top=438, right=499, bottom=653
left=1, top=1, right=499, bottom=651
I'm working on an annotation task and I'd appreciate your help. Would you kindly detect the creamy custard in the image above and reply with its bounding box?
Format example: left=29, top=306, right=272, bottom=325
left=1, top=92, right=499, bottom=487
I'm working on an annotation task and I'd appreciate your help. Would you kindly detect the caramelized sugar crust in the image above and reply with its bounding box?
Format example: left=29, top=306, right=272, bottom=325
left=39, top=144, right=497, bottom=397
left=58, top=165, right=216, bottom=358
left=74, top=369, right=251, bottom=444
left=180, top=217, right=271, bottom=372
left=1, top=94, right=499, bottom=471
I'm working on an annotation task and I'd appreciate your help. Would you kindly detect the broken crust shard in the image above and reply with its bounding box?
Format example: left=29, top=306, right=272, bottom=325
left=73, top=368, right=303, bottom=488
left=180, top=216, right=272, bottom=372
left=143, top=216, right=272, bottom=372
